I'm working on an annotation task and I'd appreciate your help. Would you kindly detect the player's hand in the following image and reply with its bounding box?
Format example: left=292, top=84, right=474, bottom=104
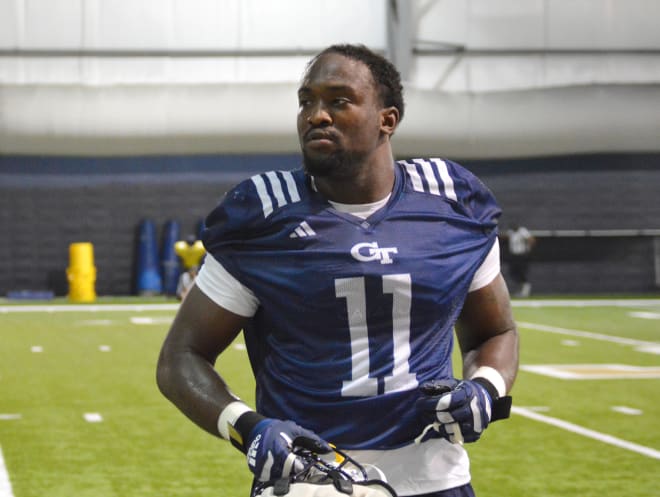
left=246, top=419, right=332, bottom=481
left=415, top=379, right=492, bottom=444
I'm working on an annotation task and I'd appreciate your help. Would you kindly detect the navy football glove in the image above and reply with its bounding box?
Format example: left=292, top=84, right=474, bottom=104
left=415, top=379, right=493, bottom=444
left=246, top=419, right=332, bottom=482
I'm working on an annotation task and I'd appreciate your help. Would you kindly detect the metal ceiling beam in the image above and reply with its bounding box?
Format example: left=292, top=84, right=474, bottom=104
left=387, top=0, right=413, bottom=80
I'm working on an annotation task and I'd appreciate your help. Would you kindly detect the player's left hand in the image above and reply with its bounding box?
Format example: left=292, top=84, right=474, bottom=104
left=415, top=379, right=492, bottom=444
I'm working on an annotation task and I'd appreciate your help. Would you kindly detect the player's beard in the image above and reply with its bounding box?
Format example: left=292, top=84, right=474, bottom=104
left=302, top=148, right=363, bottom=180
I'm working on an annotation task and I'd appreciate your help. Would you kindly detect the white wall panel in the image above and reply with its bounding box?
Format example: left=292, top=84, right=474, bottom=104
left=1, top=0, right=660, bottom=157
left=22, top=0, right=82, bottom=48
left=468, top=0, right=546, bottom=49
left=0, top=0, right=19, bottom=46
left=2, top=83, right=659, bottom=158
left=415, top=0, right=468, bottom=48
left=238, top=0, right=386, bottom=49
left=170, top=0, right=241, bottom=49
left=546, top=0, right=660, bottom=48
left=0, top=0, right=386, bottom=51
left=93, top=0, right=176, bottom=50
left=416, top=0, right=660, bottom=50
left=416, top=0, right=546, bottom=49
left=412, top=54, right=660, bottom=92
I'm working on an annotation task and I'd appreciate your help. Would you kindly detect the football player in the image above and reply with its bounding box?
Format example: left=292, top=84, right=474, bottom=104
left=157, top=44, right=519, bottom=497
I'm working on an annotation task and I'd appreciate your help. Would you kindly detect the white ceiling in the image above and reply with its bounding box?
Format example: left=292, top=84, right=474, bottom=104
left=1, top=0, right=659, bottom=158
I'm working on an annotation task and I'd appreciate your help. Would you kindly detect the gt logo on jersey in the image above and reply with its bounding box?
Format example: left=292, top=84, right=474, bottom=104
left=351, top=242, right=398, bottom=265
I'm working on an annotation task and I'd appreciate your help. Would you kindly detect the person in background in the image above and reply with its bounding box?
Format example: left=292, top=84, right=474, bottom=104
left=503, top=225, right=536, bottom=297
left=157, top=44, right=519, bottom=497
left=174, top=235, right=206, bottom=300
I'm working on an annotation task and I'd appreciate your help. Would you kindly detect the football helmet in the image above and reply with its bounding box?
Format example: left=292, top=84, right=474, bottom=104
left=251, top=446, right=397, bottom=497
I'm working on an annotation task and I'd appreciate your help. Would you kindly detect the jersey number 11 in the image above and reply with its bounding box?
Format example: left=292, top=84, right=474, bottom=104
left=335, top=274, right=419, bottom=397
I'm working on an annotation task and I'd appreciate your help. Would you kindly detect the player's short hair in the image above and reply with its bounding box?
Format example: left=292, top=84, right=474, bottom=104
left=309, top=44, right=405, bottom=122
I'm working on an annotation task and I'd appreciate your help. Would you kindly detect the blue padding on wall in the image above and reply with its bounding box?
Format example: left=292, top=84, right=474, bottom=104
left=0, top=154, right=304, bottom=187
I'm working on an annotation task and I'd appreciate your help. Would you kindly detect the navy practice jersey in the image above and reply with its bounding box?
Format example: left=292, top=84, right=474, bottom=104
left=202, top=158, right=501, bottom=450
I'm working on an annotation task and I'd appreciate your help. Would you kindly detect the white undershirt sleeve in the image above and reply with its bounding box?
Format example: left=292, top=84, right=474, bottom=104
left=194, top=254, right=260, bottom=317
left=468, top=238, right=501, bottom=292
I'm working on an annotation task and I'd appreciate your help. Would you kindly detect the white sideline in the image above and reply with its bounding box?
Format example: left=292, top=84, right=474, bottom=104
left=512, top=299, right=660, bottom=307
left=513, top=407, right=660, bottom=460
left=518, top=321, right=658, bottom=348
left=0, top=299, right=659, bottom=313
left=0, top=445, right=15, bottom=497
left=0, top=304, right=179, bottom=313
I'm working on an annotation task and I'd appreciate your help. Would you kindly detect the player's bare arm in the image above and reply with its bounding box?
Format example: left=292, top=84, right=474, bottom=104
left=156, top=284, right=247, bottom=436
left=455, top=273, right=519, bottom=392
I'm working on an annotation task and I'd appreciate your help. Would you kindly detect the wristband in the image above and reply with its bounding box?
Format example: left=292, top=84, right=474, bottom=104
left=470, top=366, right=512, bottom=422
left=470, top=366, right=506, bottom=398
left=217, top=401, right=265, bottom=453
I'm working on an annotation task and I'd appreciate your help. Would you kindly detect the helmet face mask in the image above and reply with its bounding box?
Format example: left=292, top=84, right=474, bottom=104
left=252, top=447, right=398, bottom=497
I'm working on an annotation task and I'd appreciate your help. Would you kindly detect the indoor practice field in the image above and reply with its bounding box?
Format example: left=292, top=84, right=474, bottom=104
left=0, top=297, right=658, bottom=497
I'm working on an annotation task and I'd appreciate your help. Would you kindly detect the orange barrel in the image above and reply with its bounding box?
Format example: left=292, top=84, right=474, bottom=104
left=66, top=242, right=97, bottom=302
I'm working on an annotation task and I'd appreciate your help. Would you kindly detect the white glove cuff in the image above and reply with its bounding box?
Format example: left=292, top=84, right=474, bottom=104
left=217, top=401, right=253, bottom=440
left=470, top=366, right=506, bottom=398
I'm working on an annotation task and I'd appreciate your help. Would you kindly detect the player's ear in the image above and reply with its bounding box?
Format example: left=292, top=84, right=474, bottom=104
left=380, top=106, right=399, bottom=137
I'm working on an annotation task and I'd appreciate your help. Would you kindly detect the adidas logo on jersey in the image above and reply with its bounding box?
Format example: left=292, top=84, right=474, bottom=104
left=289, top=221, right=316, bottom=238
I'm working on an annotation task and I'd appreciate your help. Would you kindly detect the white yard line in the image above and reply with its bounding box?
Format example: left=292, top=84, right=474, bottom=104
left=1, top=299, right=658, bottom=313
left=0, top=445, right=15, bottom=497
left=517, top=322, right=658, bottom=348
left=0, top=304, right=179, bottom=313
left=512, top=299, right=660, bottom=308
left=513, top=407, right=660, bottom=459
left=628, top=311, right=660, bottom=320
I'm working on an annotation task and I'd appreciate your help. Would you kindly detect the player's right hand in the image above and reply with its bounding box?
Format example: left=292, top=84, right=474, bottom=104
left=246, top=419, right=332, bottom=481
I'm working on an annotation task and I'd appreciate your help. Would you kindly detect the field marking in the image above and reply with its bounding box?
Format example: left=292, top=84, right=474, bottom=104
left=0, top=415, right=21, bottom=421
left=0, top=304, right=179, bottom=313
left=0, top=445, right=15, bottom=497
left=83, top=413, right=103, bottom=423
left=129, top=316, right=174, bottom=325
left=629, top=311, right=660, bottom=320
left=518, top=321, right=658, bottom=348
left=513, top=406, right=660, bottom=460
left=611, top=406, right=643, bottom=415
left=3, top=300, right=659, bottom=314
left=77, top=319, right=115, bottom=326
left=521, top=364, right=660, bottom=379
left=635, top=345, right=660, bottom=355
left=512, top=299, right=660, bottom=308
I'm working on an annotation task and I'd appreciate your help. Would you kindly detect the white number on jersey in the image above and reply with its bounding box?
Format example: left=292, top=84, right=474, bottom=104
left=335, top=274, right=418, bottom=397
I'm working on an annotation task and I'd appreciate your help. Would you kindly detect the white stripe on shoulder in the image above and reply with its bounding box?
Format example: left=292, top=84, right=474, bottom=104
left=431, top=158, right=458, bottom=201
left=281, top=171, right=301, bottom=202
left=401, top=159, right=457, bottom=200
left=402, top=161, right=424, bottom=192
left=414, top=159, right=441, bottom=196
left=265, top=171, right=287, bottom=209
left=251, top=171, right=302, bottom=218
left=251, top=174, right=273, bottom=218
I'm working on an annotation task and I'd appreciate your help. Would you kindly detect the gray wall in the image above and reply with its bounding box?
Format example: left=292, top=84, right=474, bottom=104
left=467, top=155, right=660, bottom=295
left=1, top=153, right=659, bottom=296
